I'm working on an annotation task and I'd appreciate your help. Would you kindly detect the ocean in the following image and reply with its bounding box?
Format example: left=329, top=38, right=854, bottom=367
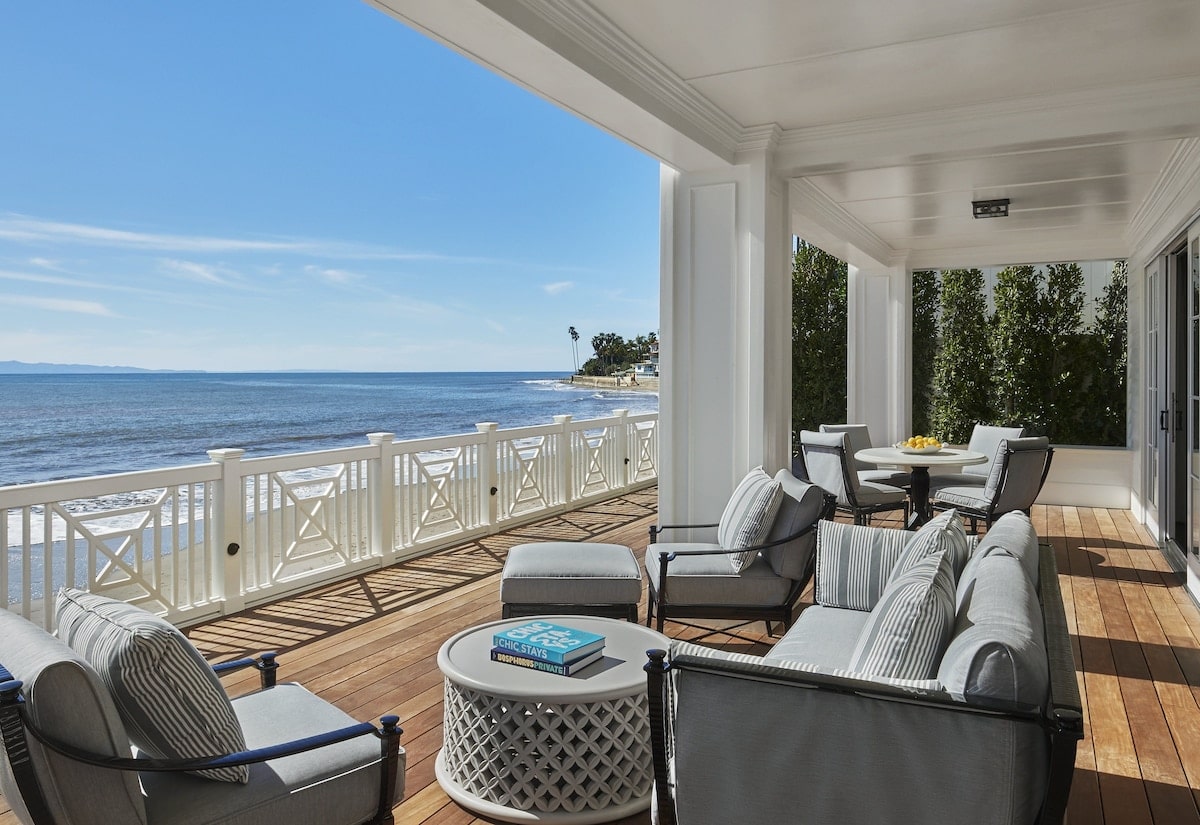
left=0, top=372, right=659, bottom=487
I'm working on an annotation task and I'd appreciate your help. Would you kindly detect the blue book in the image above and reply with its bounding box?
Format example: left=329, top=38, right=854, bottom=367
left=491, top=621, right=606, bottom=665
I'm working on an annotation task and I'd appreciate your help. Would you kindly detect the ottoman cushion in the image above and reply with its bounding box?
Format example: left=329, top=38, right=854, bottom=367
left=501, top=542, right=642, bottom=605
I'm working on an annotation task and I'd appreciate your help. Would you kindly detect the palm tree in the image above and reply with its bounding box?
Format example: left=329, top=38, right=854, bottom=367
left=568, top=326, right=580, bottom=373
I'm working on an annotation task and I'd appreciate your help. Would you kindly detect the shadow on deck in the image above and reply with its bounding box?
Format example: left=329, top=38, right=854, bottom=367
left=3, top=488, right=1198, bottom=825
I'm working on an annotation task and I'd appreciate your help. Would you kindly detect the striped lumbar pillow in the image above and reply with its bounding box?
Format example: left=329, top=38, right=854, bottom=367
left=55, top=588, right=249, bottom=783
left=814, top=519, right=912, bottom=611
left=847, top=550, right=957, bottom=680
left=717, top=467, right=784, bottom=572
left=891, top=508, right=970, bottom=579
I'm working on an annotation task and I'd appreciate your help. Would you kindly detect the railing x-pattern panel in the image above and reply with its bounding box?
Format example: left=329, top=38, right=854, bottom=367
left=0, top=411, right=657, bottom=624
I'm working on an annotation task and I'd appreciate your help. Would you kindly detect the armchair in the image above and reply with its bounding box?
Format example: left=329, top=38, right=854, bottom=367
left=644, top=468, right=835, bottom=635
left=0, top=598, right=404, bottom=825
left=819, top=423, right=909, bottom=487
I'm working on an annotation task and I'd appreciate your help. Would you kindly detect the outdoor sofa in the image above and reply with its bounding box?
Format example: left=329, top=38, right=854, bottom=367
left=646, top=510, right=1081, bottom=825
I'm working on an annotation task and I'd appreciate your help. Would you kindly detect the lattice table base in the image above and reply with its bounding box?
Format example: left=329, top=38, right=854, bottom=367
left=437, top=679, right=653, bottom=824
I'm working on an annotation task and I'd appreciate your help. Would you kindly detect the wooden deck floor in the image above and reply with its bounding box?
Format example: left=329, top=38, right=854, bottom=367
left=4, top=488, right=1199, bottom=824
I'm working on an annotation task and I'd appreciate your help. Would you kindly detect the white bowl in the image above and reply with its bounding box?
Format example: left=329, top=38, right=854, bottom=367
left=894, top=442, right=942, bottom=455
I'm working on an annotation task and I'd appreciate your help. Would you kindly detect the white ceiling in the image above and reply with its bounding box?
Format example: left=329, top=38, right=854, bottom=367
left=370, top=0, right=1200, bottom=268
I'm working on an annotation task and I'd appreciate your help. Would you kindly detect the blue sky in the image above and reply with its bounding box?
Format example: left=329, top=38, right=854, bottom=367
left=0, top=3, right=660, bottom=372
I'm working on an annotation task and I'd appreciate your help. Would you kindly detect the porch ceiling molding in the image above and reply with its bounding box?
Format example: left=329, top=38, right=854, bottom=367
left=789, top=178, right=897, bottom=270
left=905, top=237, right=1134, bottom=273
left=774, top=76, right=1200, bottom=177
left=1127, top=138, right=1200, bottom=258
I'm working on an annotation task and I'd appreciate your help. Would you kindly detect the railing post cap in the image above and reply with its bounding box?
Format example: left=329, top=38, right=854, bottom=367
left=207, top=448, right=246, bottom=462
left=475, top=422, right=499, bottom=433
left=613, top=409, right=629, bottom=416
left=366, top=432, right=395, bottom=445
left=553, top=414, right=572, bottom=424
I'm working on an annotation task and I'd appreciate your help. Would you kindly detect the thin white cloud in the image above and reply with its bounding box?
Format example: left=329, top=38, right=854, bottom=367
left=3, top=294, right=114, bottom=316
left=0, top=215, right=306, bottom=253
left=0, top=214, right=603, bottom=274
left=486, top=320, right=506, bottom=334
left=28, top=257, right=59, bottom=269
left=159, top=258, right=238, bottom=286
left=305, top=265, right=360, bottom=284
left=543, top=281, right=574, bottom=295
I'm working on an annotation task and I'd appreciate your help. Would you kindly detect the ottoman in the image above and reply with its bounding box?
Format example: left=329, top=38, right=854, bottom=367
left=500, top=542, right=642, bottom=621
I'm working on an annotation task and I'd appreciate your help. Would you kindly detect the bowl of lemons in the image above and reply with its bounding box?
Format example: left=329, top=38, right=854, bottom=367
left=895, top=435, right=943, bottom=454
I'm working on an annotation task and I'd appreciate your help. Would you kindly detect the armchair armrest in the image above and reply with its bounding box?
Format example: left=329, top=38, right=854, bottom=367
left=212, top=651, right=279, bottom=689
left=649, top=522, right=719, bottom=544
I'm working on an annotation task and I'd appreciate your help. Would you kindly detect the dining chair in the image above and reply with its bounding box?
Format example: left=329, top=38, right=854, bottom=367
left=931, top=436, right=1053, bottom=533
left=799, top=430, right=909, bottom=526
left=928, top=423, right=1026, bottom=493
left=819, top=423, right=910, bottom=487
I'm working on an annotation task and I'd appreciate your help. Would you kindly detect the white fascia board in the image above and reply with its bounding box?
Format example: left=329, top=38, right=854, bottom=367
left=907, top=237, right=1133, bottom=271
left=367, top=0, right=735, bottom=172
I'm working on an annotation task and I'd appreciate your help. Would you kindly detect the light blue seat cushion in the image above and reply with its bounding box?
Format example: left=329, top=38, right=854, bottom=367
left=860, top=467, right=912, bottom=487
left=853, top=480, right=908, bottom=505
left=501, top=542, right=642, bottom=606
left=930, top=484, right=990, bottom=511
left=764, top=606, right=870, bottom=670
left=142, top=683, right=404, bottom=825
left=644, top=544, right=793, bottom=606
left=0, top=609, right=146, bottom=825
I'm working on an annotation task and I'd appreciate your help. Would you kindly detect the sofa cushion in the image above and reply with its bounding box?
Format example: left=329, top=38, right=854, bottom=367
left=765, top=605, right=871, bottom=670
left=955, top=512, right=1040, bottom=611
left=892, top=509, right=970, bottom=579
left=141, top=683, right=404, bottom=825
left=814, top=519, right=910, bottom=611
left=761, top=471, right=826, bottom=581
left=645, top=544, right=794, bottom=606
left=938, top=553, right=1048, bottom=705
left=55, top=588, right=250, bottom=783
left=848, top=551, right=957, bottom=680
left=0, top=609, right=146, bottom=825
left=717, top=467, right=784, bottom=572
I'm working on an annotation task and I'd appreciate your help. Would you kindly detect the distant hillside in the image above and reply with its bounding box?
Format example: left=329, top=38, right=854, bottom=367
left=0, top=361, right=201, bottom=375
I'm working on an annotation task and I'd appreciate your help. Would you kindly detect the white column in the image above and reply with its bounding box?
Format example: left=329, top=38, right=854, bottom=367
left=847, top=264, right=911, bottom=445
left=659, top=144, right=792, bottom=525
left=207, top=448, right=245, bottom=614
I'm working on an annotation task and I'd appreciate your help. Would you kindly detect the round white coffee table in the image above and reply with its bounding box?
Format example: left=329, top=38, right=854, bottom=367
left=436, top=615, right=670, bottom=824
left=856, top=446, right=987, bottom=528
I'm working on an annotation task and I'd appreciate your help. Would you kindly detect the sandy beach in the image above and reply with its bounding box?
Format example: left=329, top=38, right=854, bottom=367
left=561, top=374, right=659, bottom=392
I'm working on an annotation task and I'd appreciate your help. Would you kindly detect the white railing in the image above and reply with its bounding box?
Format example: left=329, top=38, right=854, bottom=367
left=0, top=411, right=657, bottom=627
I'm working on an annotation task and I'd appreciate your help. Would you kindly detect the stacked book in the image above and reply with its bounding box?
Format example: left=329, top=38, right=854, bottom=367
left=491, top=620, right=606, bottom=676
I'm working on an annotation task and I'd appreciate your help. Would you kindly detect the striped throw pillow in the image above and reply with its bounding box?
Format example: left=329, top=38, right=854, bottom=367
left=848, top=550, right=957, bottom=680
left=814, top=519, right=911, bottom=611
left=55, top=588, right=249, bottom=783
left=892, top=508, right=970, bottom=579
left=717, top=467, right=784, bottom=572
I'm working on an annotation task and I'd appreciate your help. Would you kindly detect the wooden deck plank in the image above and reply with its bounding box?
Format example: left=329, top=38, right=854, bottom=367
left=2, top=493, right=1200, bottom=825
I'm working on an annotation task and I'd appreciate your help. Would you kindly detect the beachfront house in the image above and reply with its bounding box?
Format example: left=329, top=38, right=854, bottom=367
left=369, top=0, right=1200, bottom=605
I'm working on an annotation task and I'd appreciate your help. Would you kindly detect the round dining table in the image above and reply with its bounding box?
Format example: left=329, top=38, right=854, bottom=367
left=855, top=446, right=987, bottom=529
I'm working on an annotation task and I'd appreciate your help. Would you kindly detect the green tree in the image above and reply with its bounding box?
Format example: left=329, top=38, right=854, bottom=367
left=989, top=265, right=1047, bottom=433
left=931, top=269, right=994, bottom=442
left=568, top=326, right=580, bottom=373
left=1043, top=262, right=1088, bottom=441
left=791, top=239, right=847, bottom=439
left=1085, top=260, right=1128, bottom=445
left=912, top=270, right=940, bottom=435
